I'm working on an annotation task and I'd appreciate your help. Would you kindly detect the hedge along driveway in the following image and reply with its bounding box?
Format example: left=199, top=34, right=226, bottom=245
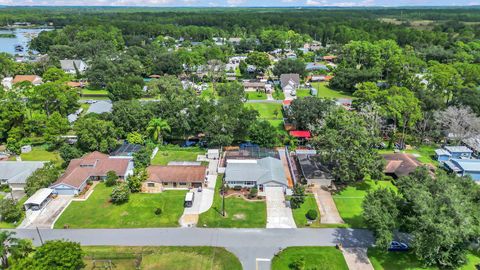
left=54, top=183, right=187, bottom=228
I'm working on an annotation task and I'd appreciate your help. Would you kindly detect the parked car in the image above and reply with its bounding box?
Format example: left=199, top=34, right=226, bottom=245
left=388, top=241, right=409, bottom=251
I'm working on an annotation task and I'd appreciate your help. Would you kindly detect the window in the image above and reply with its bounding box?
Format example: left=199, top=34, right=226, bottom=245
left=147, top=183, right=155, bottom=187
left=245, top=181, right=255, bottom=186
left=163, top=182, right=169, bottom=186
left=179, top=182, right=187, bottom=186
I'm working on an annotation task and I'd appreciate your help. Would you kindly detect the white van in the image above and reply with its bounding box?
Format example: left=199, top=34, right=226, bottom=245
left=184, top=192, right=195, bottom=207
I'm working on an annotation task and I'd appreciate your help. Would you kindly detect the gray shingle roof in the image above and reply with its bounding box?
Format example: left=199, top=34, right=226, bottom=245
left=60, top=60, right=86, bottom=71
left=87, top=101, right=112, bottom=114
left=225, top=157, right=287, bottom=186
left=0, top=161, right=45, bottom=184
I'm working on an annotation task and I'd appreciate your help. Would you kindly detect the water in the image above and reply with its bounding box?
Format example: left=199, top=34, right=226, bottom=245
left=0, top=28, right=52, bottom=56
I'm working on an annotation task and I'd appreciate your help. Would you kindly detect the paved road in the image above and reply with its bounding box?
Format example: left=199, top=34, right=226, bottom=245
left=12, top=228, right=374, bottom=270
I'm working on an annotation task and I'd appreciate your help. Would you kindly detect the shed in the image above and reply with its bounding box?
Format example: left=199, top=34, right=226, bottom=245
left=21, top=145, right=32, bottom=154
left=289, top=130, right=311, bottom=139
left=23, top=188, right=53, bottom=211
left=435, top=149, right=451, bottom=162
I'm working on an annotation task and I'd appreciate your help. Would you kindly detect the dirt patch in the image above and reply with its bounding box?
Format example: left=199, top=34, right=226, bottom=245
left=233, top=213, right=246, bottom=220
left=120, top=211, right=129, bottom=216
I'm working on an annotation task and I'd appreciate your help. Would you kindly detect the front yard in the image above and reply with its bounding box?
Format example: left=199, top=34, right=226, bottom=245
left=20, top=146, right=63, bottom=165
left=311, top=82, right=353, bottom=99
left=54, top=183, right=187, bottom=228
left=198, top=175, right=267, bottom=228
left=333, top=179, right=397, bottom=228
left=291, top=194, right=322, bottom=228
left=245, top=91, right=267, bottom=100
left=271, top=247, right=349, bottom=270
left=151, top=146, right=205, bottom=165
left=83, top=246, right=242, bottom=270
left=245, top=102, right=283, bottom=120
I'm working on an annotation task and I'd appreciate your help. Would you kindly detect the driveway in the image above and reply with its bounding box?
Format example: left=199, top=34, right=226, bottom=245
left=12, top=228, right=375, bottom=270
left=312, top=187, right=344, bottom=224
left=342, top=247, right=374, bottom=270
left=265, top=186, right=296, bottom=228
left=20, top=195, right=73, bottom=229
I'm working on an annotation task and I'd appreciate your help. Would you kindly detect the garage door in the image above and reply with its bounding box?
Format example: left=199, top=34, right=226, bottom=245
left=54, top=188, right=76, bottom=195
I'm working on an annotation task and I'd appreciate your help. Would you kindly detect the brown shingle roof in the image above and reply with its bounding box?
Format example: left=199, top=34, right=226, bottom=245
left=147, top=165, right=207, bottom=183
left=383, top=153, right=421, bottom=178
left=52, top=151, right=131, bottom=189
left=13, top=75, right=41, bottom=84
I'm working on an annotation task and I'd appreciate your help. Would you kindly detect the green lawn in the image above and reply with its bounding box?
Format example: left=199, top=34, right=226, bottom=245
left=296, top=89, right=312, bottom=98
left=198, top=175, right=267, bottom=228
left=273, top=90, right=285, bottom=100
left=311, top=82, right=352, bottom=99
left=83, top=246, right=242, bottom=270
left=151, top=147, right=205, bottom=165
left=20, top=146, right=62, bottom=165
left=291, top=194, right=322, bottom=228
left=246, top=91, right=267, bottom=100
left=369, top=248, right=480, bottom=270
left=54, top=183, right=186, bottom=228
left=333, top=179, right=397, bottom=228
left=246, top=102, right=283, bottom=120
left=81, top=89, right=109, bottom=96
left=379, top=145, right=438, bottom=166
left=272, top=247, right=349, bottom=270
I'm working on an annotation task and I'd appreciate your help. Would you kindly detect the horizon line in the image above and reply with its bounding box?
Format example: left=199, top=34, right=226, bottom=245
left=1, top=5, right=480, bottom=8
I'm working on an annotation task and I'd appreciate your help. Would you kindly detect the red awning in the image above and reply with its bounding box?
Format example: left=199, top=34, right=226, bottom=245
left=289, top=130, right=311, bottom=138
left=283, top=100, right=292, bottom=105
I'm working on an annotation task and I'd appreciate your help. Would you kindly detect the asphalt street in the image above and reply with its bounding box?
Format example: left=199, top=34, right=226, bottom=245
left=12, top=228, right=374, bottom=270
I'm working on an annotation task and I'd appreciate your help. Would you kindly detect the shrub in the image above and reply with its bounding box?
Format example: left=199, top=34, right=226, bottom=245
left=248, top=187, right=258, bottom=199
left=233, top=186, right=242, bottom=191
left=289, top=256, right=305, bottom=270
left=154, top=208, right=162, bottom=215
left=105, top=171, right=118, bottom=187
left=306, top=209, right=318, bottom=221
left=110, top=183, right=130, bottom=204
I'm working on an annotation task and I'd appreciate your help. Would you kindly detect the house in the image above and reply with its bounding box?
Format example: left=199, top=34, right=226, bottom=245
left=383, top=153, right=422, bottom=178
left=86, top=100, right=113, bottom=114
left=323, top=55, right=337, bottom=62
left=60, top=59, right=88, bottom=74
left=50, top=152, right=133, bottom=195
left=23, top=188, right=53, bottom=211
left=0, top=161, right=45, bottom=191
left=306, top=62, right=329, bottom=72
left=297, top=153, right=333, bottom=187
left=243, top=81, right=266, bottom=92
left=435, top=146, right=473, bottom=162
left=444, top=159, right=480, bottom=181
left=228, top=37, right=242, bottom=45
left=225, top=157, right=288, bottom=189
left=280, top=74, right=300, bottom=93
left=12, top=75, right=42, bottom=86
left=143, top=165, right=207, bottom=193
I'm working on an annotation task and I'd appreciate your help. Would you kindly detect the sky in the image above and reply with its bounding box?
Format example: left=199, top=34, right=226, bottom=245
left=0, top=0, right=478, bottom=7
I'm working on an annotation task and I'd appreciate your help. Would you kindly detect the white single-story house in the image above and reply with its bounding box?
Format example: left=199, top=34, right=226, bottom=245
left=225, top=157, right=288, bottom=189
left=0, top=161, right=45, bottom=190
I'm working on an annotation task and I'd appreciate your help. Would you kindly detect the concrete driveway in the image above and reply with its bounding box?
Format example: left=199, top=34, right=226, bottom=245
left=20, top=195, right=73, bottom=229
left=265, top=186, right=296, bottom=228
left=342, top=247, right=374, bottom=270
left=312, top=187, right=344, bottom=224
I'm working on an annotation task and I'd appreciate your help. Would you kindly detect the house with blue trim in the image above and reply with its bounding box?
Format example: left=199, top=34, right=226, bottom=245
left=435, top=146, right=473, bottom=162
left=444, top=159, right=480, bottom=181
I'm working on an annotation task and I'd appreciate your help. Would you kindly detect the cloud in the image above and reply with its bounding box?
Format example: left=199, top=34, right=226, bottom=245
left=226, top=0, right=246, bottom=5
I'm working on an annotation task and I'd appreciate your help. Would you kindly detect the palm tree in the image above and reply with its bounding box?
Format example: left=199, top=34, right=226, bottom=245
left=0, top=231, right=33, bottom=269
left=146, top=118, right=171, bottom=144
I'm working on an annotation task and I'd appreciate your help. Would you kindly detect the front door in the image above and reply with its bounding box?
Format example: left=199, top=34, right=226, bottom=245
left=173, top=182, right=177, bottom=188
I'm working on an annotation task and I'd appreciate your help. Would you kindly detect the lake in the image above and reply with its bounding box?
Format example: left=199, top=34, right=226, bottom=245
left=0, top=28, right=52, bottom=55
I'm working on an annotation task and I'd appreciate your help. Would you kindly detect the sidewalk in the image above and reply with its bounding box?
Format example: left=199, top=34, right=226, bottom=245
left=342, top=247, right=374, bottom=270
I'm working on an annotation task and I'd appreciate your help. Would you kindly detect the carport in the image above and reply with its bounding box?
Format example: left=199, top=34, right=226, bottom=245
left=23, top=188, right=53, bottom=211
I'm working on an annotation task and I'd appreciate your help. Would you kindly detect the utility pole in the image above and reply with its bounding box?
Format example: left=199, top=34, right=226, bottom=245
left=36, top=226, right=44, bottom=245
left=222, top=181, right=225, bottom=217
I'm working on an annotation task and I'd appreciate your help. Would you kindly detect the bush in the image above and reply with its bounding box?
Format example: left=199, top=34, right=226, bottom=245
left=233, top=186, right=242, bottom=191
left=248, top=187, right=258, bottom=199
left=154, top=208, right=162, bottom=216
left=110, top=183, right=130, bottom=204
left=105, top=171, right=118, bottom=187
left=0, top=198, right=23, bottom=223
left=306, top=209, right=318, bottom=221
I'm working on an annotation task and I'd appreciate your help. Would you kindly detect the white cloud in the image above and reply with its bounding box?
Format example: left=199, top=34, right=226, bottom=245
left=226, top=0, right=246, bottom=5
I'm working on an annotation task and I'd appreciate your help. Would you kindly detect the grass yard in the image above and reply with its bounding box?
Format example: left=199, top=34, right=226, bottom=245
left=333, top=179, right=397, bottom=228
left=273, top=90, right=285, bottom=100
left=245, top=91, right=267, bottom=100
left=20, top=146, right=62, bottom=165
left=272, top=247, right=349, bottom=270
left=379, top=145, right=438, bottom=166
left=83, top=246, right=242, bottom=270
left=151, top=146, right=205, bottom=165
left=311, top=82, right=352, bottom=99
left=198, top=175, right=267, bottom=228
left=54, top=183, right=186, bottom=228
left=200, top=88, right=218, bottom=100
left=291, top=194, right=322, bottom=228
left=81, top=89, right=109, bottom=96
left=296, top=89, right=312, bottom=98
left=246, top=102, right=283, bottom=120
left=369, top=248, right=480, bottom=270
